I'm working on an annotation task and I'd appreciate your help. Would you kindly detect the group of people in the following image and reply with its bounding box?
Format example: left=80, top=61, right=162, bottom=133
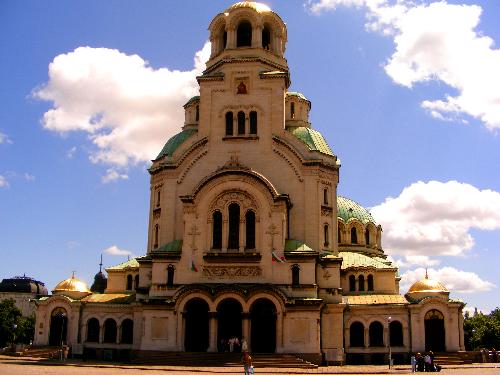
left=411, top=352, right=441, bottom=372
left=219, top=336, right=247, bottom=353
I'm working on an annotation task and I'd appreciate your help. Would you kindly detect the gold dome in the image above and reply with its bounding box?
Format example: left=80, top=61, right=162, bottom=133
left=407, top=272, right=448, bottom=294
left=53, top=274, right=91, bottom=295
left=225, top=2, right=272, bottom=13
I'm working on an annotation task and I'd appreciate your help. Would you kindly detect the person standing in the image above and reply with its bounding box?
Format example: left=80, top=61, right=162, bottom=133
left=241, top=337, right=248, bottom=353
left=242, top=351, right=253, bottom=375
left=410, top=354, right=416, bottom=372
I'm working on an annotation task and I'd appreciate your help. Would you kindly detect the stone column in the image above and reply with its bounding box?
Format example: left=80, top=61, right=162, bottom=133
left=208, top=312, right=218, bottom=352
left=276, top=311, right=284, bottom=353
left=99, top=324, right=104, bottom=344
left=252, top=25, right=262, bottom=48
left=239, top=219, right=245, bottom=252
left=222, top=219, right=228, bottom=252
left=364, top=327, right=369, bottom=348
left=227, top=26, right=236, bottom=49
left=242, top=312, right=250, bottom=345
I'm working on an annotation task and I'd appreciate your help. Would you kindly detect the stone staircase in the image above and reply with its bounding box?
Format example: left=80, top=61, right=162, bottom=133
left=433, top=352, right=473, bottom=365
left=131, top=352, right=318, bottom=368
left=4, top=346, right=61, bottom=359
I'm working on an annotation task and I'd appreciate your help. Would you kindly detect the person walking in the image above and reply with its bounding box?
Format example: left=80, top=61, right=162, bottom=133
left=242, top=351, right=253, bottom=375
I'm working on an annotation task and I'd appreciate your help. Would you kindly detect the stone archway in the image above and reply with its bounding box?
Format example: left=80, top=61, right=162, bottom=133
left=425, top=309, right=445, bottom=352
left=250, top=298, right=276, bottom=353
left=184, top=298, right=209, bottom=352
left=49, top=307, right=68, bottom=346
left=217, top=298, right=242, bottom=352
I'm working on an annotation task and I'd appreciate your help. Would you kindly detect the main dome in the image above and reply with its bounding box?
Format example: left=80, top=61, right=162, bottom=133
left=53, top=274, right=91, bottom=299
left=406, top=273, right=450, bottom=301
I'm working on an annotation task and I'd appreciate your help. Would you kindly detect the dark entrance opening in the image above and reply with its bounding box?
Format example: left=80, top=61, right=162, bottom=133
left=237, top=21, right=252, bottom=47
left=425, top=309, right=445, bottom=352
left=49, top=307, right=68, bottom=346
left=250, top=298, right=276, bottom=353
left=228, top=203, right=240, bottom=250
left=184, top=298, right=209, bottom=352
left=217, top=299, right=242, bottom=351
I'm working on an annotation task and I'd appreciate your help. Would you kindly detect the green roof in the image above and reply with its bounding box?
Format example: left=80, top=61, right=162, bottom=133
left=286, top=91, right=310, bottom=103
left=106, top=258, right=139, bottom=271
left=285, top=239, right=314, bottom=252
left=183, top=96, right=200, bottom=108
left=337, top=196, right=376, bottom=224
left=287, top=127, right=333, bottom=156
left=339, top=251, right=395, bottom=270
left=155, top=239, right=183, bottom=253
left=156, top=129, right=197, bottom=160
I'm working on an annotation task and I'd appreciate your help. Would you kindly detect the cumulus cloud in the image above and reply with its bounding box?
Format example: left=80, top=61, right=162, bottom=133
left=390, top=255, right=440, bottom=269
left=0, top=131, right=12, bottom=144
left=307, top=0, right=500, bottom=130
left=0, top=175, right=9, bottom=188
left=101, top=168, right=129, bottom=184
left=33, top=42, right=211, bottom=168
left=104, top=245, right=133, bottom=257
left=400, top=267, right=495, bottom=294
left=371, top=181, right=500, bottom=256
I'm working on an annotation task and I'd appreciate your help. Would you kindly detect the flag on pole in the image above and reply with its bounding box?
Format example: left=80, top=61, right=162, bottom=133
left=272, top=251, right=285, bottom=263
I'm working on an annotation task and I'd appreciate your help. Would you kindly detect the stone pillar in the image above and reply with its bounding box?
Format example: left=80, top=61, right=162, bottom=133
left=227, top=26, right=236, bottom=49
left=242, top=312, right=250, bottom=345
left=99, top=324, right=104, bottom=344
left=276, top=311, right=284, bottom=353
left=364, top=327, right=369, bottom=348
left=208, top=312, right=218, bottom=352
left=252, top=25, right=262, bottom=48
left=239, top=219, right=245, bottom=252
left=222, top=219, right=228, bottom=252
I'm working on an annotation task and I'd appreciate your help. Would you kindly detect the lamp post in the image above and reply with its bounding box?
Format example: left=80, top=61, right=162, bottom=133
left=387, top=316, right=392, bottom=369
left=59, top=313, right=66, bottom=361
left=12, top=324, right=17, bottom=348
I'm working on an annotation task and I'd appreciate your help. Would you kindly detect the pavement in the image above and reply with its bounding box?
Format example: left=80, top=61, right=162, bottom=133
left=1, top=355, right=500, bottom=374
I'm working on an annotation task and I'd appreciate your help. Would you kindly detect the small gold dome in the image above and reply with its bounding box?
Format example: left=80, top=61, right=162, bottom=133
left=407, top=272, right=448, bottom=294
left=225, top=2, right=272, bottom=13
left=53, top=274, right=91, bottom=298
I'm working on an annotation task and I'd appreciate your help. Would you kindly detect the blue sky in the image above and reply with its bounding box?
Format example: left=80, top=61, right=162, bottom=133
left=1, top=0, right=499, bottom=313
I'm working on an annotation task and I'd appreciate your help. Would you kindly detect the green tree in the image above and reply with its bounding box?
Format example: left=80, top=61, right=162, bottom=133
left=464, top=307, right=500, bottom=350
left=0, top=299, right=35, bottom=347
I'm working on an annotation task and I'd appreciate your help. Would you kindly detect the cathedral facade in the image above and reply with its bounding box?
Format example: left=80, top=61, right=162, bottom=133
left=33, top=2, right=465, bottom=365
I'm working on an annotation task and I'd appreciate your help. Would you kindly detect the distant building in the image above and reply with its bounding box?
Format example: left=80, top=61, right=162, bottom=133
left=32, top=2, right=465, bottom=364
left=0, top=275, right=48, bottom=316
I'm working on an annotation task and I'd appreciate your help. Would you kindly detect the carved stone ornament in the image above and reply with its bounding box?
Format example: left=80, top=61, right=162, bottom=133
left=323, top=269, right=332, bottom=280
left=211, top=190, right=257, bottom=212
left=321, top=207, right=333, bottom=217
left=202, top=266, right=262, bottom=278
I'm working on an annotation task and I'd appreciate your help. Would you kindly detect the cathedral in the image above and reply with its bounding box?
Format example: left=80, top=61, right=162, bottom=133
left=33, top=2, right=465, bottom=365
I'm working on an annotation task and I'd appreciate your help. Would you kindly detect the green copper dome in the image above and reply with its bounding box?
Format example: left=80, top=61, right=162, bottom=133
left=156, top=129, right=197, bottom=160
left=183, top=96, right=200, bottom=108
left=337, top=196, right=376, bottom=224
left=287, top=126, right=333, bottom=156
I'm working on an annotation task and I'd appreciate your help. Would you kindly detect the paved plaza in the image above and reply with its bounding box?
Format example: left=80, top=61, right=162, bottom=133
left=1, top=356, right=500, bottom=375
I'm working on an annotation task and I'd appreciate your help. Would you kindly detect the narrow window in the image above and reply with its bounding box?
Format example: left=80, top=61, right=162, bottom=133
left=367, top=274, right=374, bottom=291
left=195, top=105, right=199, bottom=121
left=167, top=265, right=175, bottom=287
left=156, top=190, right=160, bottom=207
left=134, top=274, right=139, bottom=290
left=369, top=321, right=384, bottom=347
left=323, top=224, right=329, bottom=247
left=350, top=322, right=364, bottom=347
left=228, top=203, right=240, bottom=249
left=389, top=321, right=404, bottom=346
left=323, top=188, right=328, bottom=205
left=120, top=319, right=134, bottom=344
left=351, top=227, right=358, bottom=244
left=358, top=275, right=365, bottom=291
left=103, top=319, right=117, bottom=343
left=292, top=264, right=300, bottom=287
left=154, top=224, right=159, bottom=248
left=291, top=102, right=295, bottom=119
left=86, top=318, right=100, bottom=343
left=249, top=111, right=257, bottom=134
left=225, top=112, right=233, bottom=136
left=365, top=228, right=370, bottom=245
left=338, top=226, right=342, bottom=243
left=237, top=21, right=252, bottom=47
left=126, top=275, right=132, bottom=291
left=349, top=275, right=356, bottom=291
left=223, top=31, right=227, bottom=49
left=245, top=210, right=256, bottom=249
left=237, top=111, right=245, bottom=135
left=212, top=211, right=222, bottom=249
left=262, top=26, right=271, bottom=50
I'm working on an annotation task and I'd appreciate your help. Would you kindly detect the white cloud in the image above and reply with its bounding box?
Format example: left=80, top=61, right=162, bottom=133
left=371, top=181, right=500, bottom=256
left=101, top=168, right=129, bottom=184
left=66, top=146, right=77, bottom=159
left=24, top=173, right=35, bottom=182
left=0, top=175, right=9, bottom=188
left=66, top=240, right=81, bottom=250
left=33, top=42, right=211, bottom=168
left=0, top=131, right=12, bottom=144
left=104, top=245, right=133, bottom=257
left=400, top=267, right=495, bottom=294
left=307, top=0, right=500, bottom=130
left=390, top=255, right=440, bottom=269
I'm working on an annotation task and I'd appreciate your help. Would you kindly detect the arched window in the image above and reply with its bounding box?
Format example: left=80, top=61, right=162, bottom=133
left=349, top=275, right=356, bottom=291
left=154, top=224, right=159, bottom=248
left=167, top=265, right=175, bottom=287
left=134, top=274, right=139, bottom=289
left=237, top=111, right=245, bottom=135
left=245, top=210, right=256, bottom=249
left=323, top=224, right=329, bottom=247
left=156, top=190, right=161, bottom=207
left=291, top=264, right=300, bottom=287
left=86, top=318, right=100, bottom=343
left=237, top=21, right=252, bottom=47
left=212, top=211, right=222, bottom=249
left=228, top=203, right=240, bottom=250
left=291, top=102, right=295, bottom=119
left=262, top=26, right=271, bottom=49
left=367, top=274, right=374, bottom=291
left=338, top=226, right=342, bottom=243
left=103, top=318, right=117, bottom=343
left=365, top=228, right=370, bottom=245
left=126, top=275, right=133, bottom=290
left=389, top=320, right=403, bottom=346
left=225, top=111, right=233, bottom=136
left=350, top=322, right=364, bottom=347
left=195, top=105, right=199, bottom=121
left=369, top=321, right=384, bottom=347
left=121, top=319, right=134, bottom=344
left=351, top=227, right=358, bottom=244
left=358, top=275, right=365, bottom=291
left=249, top=111, right=257, bottom=134
left=323, top=188, right=328, bottom=205
left=223, top=31, right=227, bottom=49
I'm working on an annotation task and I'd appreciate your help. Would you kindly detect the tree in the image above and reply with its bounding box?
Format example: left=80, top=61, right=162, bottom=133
left=464, top=307, right=500, bottom=350
left=0, top=299, right=35, bottom=347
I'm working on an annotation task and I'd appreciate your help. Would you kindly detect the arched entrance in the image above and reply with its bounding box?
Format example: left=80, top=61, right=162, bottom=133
left=217, top=299, right=242, bottom=352
left=49, top=307, right=68, bottom=346
left=250, top=298, right=276, bottom=353
left=184, top=298, right=209, bottom=352
left=425, top=309, right=445, bottom=352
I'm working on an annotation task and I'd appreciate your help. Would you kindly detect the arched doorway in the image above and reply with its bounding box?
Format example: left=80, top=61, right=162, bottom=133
left=49, top=307, right=68, bottom=346
left=425, top=309, right=445, bottom=351
left=250, top=298, right=276, bottom=353
left=184, top=298, right=209, bottom=352
left=217, top=299, right=242, bottom=351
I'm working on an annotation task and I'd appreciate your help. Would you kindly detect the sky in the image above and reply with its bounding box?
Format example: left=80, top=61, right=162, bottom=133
left=1, top=0, right=499, bottom=314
